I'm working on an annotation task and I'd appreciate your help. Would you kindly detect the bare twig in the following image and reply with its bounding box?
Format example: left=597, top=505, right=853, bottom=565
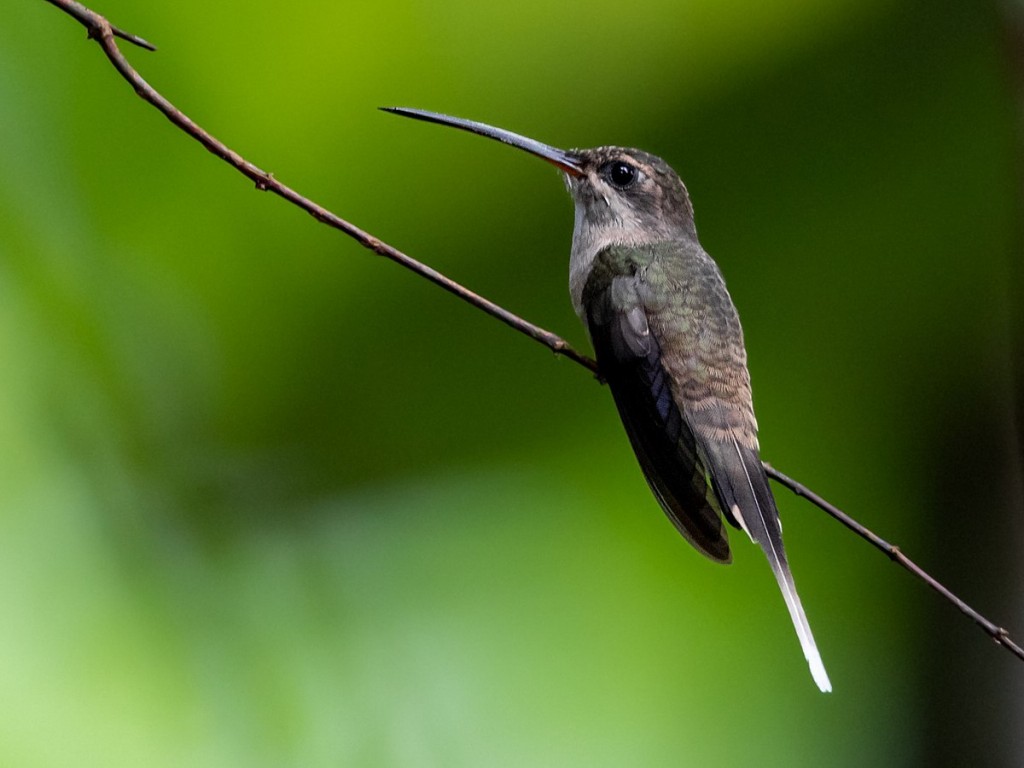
left=48, top=0, right=157, bottom=50
left=42, top=0, right=598, bottom=376
left=43, top=0, right=1022, bottom=665
left=764, top=464, right=1024, bottom=662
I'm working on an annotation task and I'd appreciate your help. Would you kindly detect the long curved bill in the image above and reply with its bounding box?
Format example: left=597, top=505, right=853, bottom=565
left=381, top=107, right=583, bottom=176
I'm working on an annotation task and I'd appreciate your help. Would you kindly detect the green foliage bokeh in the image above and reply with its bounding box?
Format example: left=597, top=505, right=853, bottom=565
left=1, top=0, right=1020, bottom=765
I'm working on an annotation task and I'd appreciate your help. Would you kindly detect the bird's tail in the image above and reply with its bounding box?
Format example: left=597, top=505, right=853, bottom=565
left=704, top=435, right=832, bottom=693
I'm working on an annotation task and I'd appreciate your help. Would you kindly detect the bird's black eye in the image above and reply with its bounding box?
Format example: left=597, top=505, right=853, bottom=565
left=604, top=160, right=638, bottom=189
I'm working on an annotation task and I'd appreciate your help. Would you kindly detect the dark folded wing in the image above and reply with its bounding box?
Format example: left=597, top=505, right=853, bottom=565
left=585, top=273, right=731, bottom=563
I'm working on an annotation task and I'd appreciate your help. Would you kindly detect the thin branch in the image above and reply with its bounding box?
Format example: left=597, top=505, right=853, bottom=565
left=42, top=0, right=598, bottom=376
left=44, top=0, right=1022, bottom=665
left=765, top=464, right=1024, bottom=662
left=48, top=0, right=156, bottom=50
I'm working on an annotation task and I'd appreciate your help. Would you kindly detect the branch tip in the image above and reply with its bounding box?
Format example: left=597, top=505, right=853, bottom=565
left=111, top=25, right=157, bottom=51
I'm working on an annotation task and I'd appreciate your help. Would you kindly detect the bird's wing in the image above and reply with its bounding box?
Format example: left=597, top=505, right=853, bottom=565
left=584, top=263, right=731, bottom=563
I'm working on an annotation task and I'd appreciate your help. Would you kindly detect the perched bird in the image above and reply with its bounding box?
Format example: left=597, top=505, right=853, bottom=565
left=383, top=107, right=831, bottom=692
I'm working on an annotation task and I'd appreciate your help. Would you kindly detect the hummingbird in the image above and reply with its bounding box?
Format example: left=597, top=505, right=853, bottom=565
left=383, top=107, right=831, bottom=692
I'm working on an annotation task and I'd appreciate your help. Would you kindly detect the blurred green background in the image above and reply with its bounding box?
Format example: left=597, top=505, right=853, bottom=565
left=2, top=0, right=1022, bottom=765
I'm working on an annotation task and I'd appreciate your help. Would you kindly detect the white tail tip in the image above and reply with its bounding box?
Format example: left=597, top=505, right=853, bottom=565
left=807, top=650, right=832, bottom=693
